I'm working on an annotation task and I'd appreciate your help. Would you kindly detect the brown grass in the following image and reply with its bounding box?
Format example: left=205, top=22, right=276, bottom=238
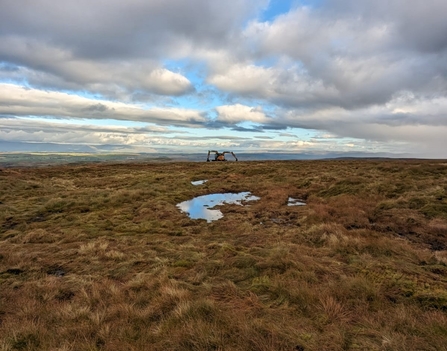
left=1, top=159, right=447, bottom=350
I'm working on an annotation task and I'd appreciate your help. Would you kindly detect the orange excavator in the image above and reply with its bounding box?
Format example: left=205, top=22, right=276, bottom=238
left=207, top=150, right=238, bottom=162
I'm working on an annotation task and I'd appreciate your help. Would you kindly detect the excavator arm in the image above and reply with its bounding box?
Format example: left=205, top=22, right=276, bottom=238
left=207, top=150, right=218, bottom=162
left=223, top=151, right=238, bottom=161
left=207, top=150, right=238, bottom=161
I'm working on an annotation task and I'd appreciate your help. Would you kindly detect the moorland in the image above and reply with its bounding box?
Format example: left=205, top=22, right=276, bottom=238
left=1, top=159, right=447, bottom=350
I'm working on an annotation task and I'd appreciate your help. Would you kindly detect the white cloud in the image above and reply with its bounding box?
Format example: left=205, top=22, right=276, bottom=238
left=143, top=69, right=193, bottom=95
left=215, top=104, right=269, bottom=124
left=209, top=64, right=274, bottom=95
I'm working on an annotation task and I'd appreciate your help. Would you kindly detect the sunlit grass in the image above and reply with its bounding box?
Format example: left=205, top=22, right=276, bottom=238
left=1, top=160, right=447, bottom=350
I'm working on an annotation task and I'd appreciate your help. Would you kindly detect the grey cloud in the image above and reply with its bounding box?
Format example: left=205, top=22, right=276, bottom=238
left=0, top=118, right=171, bottom=135
left=254, top=135, right=273, bottom=139
left=0, top=46, right=194, bottom=99
left=0, top=0, right=266, bottom=60
left=231, top=126, right=265, bottom=132
left=265, top=113, right=447, bottom=135
left=83, top=103, right=109, bottom=113
left=0, top=118, right=208, bottom=149
left=0, top=0, right=265, bottom=98
left=171, top=135, right=249, bottom=141
left=325, top=0, right=447, bottom=53
left=237, top=0, right=447, bottom=111
left=254, top=99, right=447, bottom=156
left=278, top=132, right=297, bottom=138
left=259, top=124, right=287, bottom=131
left=204, top=119, right=265, bottom=132
left=0, top=84, right=209, bottom=128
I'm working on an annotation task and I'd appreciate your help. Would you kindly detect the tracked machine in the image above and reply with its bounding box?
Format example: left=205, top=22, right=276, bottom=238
left=207, top=150, right=238, bottom=162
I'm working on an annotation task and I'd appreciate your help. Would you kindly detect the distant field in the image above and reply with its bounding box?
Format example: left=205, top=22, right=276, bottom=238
left=1, top=160, right=447, bottom=350
left=0, top=152, right=408, bottom=167
left=0, top=152, right=282, bottom=167
left=0, top=153, right=200, bottom=167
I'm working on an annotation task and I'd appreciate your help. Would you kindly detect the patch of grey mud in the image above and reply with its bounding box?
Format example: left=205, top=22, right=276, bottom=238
left=177, top=192, right=260, bottom=222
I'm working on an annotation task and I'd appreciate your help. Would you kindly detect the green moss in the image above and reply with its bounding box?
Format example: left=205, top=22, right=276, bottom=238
left=421, top=202, right=447, bottom=219
left=11, top=333, right=40, bottom=350
left=415, top=290, right=447, bottom=311
left=318, top=178, right=364, bottom=197
left=408, top=197, right=429, bottom=210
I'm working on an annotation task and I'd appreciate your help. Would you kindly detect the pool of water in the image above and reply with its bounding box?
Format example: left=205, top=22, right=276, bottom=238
left=288, top=197, right=306, bottom=206
left=177, top=192, right=260, bottom=222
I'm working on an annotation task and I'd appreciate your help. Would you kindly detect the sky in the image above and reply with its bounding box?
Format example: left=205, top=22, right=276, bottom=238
left=1, top=0, right=447, bottom=157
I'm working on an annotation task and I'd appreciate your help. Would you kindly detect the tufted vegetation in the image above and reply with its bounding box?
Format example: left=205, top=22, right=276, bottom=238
left=1, top=159, right=447, bottom=350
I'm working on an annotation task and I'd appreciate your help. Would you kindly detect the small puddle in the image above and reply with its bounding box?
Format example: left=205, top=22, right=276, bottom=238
left=177, top=192, right=260, bottom=222
left=191, top=180, right=208, bottom=186
left=288, top=197, right=306, bottom=206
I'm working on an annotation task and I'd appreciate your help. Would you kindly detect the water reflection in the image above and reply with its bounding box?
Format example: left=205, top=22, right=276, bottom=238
left=191, top=180, right=208, bottom=186
left=177, top=192, right=260, bottom=222
left=288, top=197, right=306, bottom=206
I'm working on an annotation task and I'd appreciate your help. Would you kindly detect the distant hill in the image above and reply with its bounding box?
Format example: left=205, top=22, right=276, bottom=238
left=0, top=140, right=416, bottom=166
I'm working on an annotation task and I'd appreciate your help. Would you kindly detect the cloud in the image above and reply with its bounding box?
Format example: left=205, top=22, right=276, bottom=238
left=0, top=37, right=194, bottom=98
left=257, top=93, right=447, bottom=157
left=215, top=104, right=269, bottom=124
left=0, top=117, right=152, bottom=146
left=0, top=84, right=206, bottom=127
left=0, top=117, right=249, bottom=151
left=273, top=93, right=447, bottom=131
left=208, top=64, right=274, bottom=96
left=0, top=117, right=170, bottom=135
left=0, top=0, right=267, bottom=58
left=1, top=0, right=447, bottom=157
left=235, top=1, right=447, bottom=110
left=325, top=0, right=447, bottom=53
left=208, top=62, right=340, bottom=107
left=0, top=1, right=267, bottom=99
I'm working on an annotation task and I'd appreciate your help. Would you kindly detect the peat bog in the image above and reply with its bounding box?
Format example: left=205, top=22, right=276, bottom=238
left=1, top=159, right=447, bottom=350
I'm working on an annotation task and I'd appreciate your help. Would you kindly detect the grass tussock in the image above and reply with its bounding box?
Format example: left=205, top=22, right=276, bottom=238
left=1, top=159, right=447, bottom=350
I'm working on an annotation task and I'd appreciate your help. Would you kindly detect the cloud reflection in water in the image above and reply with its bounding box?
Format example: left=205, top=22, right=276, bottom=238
left=177, top=192, right=260, bottom=222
